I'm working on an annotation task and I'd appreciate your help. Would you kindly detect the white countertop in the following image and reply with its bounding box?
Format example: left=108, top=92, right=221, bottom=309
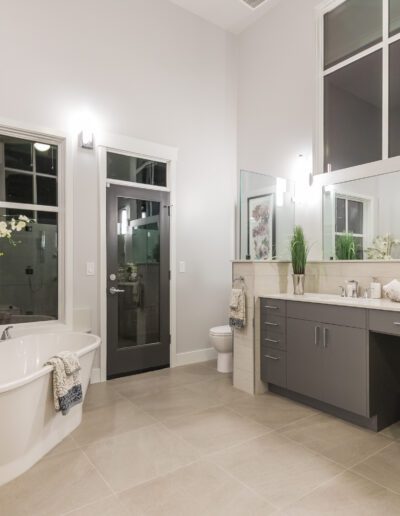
left=263, top=293, right=400, bottom=312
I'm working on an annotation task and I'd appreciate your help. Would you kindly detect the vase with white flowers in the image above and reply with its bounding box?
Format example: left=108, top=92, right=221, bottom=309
left=0, top=215, right=34, bottom=256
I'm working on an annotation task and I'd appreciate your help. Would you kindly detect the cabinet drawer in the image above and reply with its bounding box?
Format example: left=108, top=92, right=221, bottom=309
left=261, top=312, right=286, bottom=336
left=369, top=310, right=400, bottom=336
left=261, top=330, right=286, bottom=351
left=261, top=345, right=286, bottom=388
left=287, top=301, right=367, bottom=329
left=261, top=298, right=286, bottom=317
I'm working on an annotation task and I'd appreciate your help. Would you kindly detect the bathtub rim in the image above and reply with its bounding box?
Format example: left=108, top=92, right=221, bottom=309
left=0, top=332, right=100, bottom=394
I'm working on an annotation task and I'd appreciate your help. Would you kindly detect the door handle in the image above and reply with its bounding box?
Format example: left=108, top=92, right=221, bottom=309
left=314, top=325, right=320, bottom=346
left=109, top=287, right=125, bottom=295
left=264, top=355, right=280, bottom=361
left=323, top=327, right=328, bottom=348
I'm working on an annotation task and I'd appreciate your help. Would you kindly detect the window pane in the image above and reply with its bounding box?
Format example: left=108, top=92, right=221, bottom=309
left=336, top=197, right=346, bottom=232
left=5, top=171, right=34, bottom=204
left=348, top=200, right=363, bottom=234
left=4, top=141, right=33, bottom=171
left=107, top=152, right=167, bottom=187
left=324, top=0, right=382, bottom=69
left=37, top=176, right=57, bottom=206
left=354, top=236, right=364, bottom=259
left=389, top=39, right=400, bottom=157
left=324, top=50, right=382, bottom=172
left=0, top=210, right=58, bottom=323
left=390, top=0, right=400, bottom=36
left=35, top=144, right=58, bottom=176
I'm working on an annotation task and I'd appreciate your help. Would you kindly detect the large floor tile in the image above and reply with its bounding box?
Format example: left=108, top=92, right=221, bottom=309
left=227, top=392, right=316, bottom=430
left=72, top=399, right=156, bottom=446
left=352, top=441, right=400, bottom=494
left=282, top=471, right=400, bottom=515
left=45, top=435, right=79, bottom=458
left=185, top=375, right=249, bottom=404
left=278, top=413, right=391, bottom=467
left=84, top=382, right=125, bottom=411
left=380, top=421, right=400, bottom=441
left=61, top=495, right=130, bottom=516
left=131, top=384, right=223, bottom=421
left=84, top=423, right=199, bottom=492
left=118, top=460, right=275, bottom=516
left=0, top=449, right=111, bottom=516
left=210, top=432, right=343, bottom=509
left=164, top=406, right=269, bottom=454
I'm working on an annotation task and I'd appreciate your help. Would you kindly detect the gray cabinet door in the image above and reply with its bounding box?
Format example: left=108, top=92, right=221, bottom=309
left=322, top=324, right=368, bottom=416
left=287, top=318, right=323, bottom=400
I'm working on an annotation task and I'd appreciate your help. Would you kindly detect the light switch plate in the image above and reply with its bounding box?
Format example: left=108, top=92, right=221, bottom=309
left=179, top=261, right=186, bottom=273
left=86, top=262, right=95, bottom=276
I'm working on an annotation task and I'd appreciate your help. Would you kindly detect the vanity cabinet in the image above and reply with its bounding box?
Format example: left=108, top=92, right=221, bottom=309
left=262, top=298, right=368, bottom=417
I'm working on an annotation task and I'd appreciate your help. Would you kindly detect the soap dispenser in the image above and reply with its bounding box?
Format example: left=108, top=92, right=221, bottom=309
left=370, top=278, right=382, bottom=299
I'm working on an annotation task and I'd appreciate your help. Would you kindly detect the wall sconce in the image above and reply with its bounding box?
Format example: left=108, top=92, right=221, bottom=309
left=294, top=154, right=313, bottom=204
left=79, top=130, right=94, bottom=149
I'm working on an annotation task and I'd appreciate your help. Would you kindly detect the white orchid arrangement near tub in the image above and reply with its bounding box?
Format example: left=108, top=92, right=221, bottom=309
left=0, top=215, right=34, bottom=256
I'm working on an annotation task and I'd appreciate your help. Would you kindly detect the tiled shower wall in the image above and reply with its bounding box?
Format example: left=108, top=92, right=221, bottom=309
left=232, top=260, right=400, bottom=395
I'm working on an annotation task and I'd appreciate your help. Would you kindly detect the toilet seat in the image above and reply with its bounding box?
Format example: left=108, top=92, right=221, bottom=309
left=209, top=325, right=232, bottom=337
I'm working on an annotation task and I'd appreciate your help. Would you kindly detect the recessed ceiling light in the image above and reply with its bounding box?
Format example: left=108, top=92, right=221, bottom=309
left=34, top=143, right=51, bottom=152
left=241, top=0, right=267, bottom=8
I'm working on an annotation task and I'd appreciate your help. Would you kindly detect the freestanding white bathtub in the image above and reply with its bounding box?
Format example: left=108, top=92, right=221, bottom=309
left=0, top=331, right=100, bottom=486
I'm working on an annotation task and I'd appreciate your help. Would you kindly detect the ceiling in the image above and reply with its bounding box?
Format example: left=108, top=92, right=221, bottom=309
left=168, top=0, right=278, bottom=34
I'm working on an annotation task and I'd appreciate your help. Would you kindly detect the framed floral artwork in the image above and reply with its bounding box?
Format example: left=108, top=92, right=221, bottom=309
left=247, top=194, right=275, bottom=260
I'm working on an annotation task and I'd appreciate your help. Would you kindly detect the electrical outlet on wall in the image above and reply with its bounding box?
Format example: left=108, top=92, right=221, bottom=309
left=86, top=262, right=95, bottom=276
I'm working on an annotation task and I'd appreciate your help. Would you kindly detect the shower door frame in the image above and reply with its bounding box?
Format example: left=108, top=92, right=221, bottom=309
left=98, top=139, right=178, bottom=383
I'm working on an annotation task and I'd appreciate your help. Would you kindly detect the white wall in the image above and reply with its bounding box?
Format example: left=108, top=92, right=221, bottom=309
left=0, top=0, right=237, bottom=356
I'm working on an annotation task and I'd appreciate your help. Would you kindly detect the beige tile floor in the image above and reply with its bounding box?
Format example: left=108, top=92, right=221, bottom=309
left=2, top=360, right=400, bottom=515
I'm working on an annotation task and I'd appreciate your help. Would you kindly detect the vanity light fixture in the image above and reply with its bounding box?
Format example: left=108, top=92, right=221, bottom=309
left=79, top=130, right=94, bottom=149
left=34, top=143, right=50, bottom=152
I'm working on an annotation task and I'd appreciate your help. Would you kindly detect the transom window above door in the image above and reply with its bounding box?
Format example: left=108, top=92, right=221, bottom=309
left=322, top=0, right=400, bottom=172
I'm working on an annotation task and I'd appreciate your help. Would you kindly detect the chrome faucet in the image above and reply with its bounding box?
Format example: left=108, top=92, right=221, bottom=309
left=0, top=326, right=13, bottom=341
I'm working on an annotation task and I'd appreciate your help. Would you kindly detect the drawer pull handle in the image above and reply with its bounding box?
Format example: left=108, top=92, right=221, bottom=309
left=265, top=305, right=279, bottom=310
left=265, top=338, right=279, bottom=344
left=394, top=322, right=400, bottom=326
left=265, top=322, right=279, bottom=327
left=264, top=355, right=280, bottom=361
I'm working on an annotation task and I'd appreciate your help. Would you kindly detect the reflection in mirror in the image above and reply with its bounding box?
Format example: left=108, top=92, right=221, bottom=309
left=239, top=170, right=295, bottom=260
left=0, top=133, right=59, bottom=324
left=323, top=170, right=400, bottom=260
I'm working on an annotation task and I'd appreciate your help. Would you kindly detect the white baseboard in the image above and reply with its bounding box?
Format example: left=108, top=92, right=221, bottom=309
left=175, top=347, right=217, bottom=367
left=90, top=368, right=101, bottom=384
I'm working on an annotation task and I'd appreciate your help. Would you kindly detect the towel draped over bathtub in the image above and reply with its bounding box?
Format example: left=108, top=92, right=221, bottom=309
left=44, top=351, right=83, bottom=415
left=229, top=288, right=246, bottom=329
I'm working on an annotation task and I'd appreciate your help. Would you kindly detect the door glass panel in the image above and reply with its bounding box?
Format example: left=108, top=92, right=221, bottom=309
left=107, top=152, right=167, bottom=187
left=389, top=39, right=400, bottom=157
left=390, top=0, right=400, bottom=36
left=324, top=0, right=382, bottom=69
left=116, top=197, right=160, bottom=349
left=324, top=50, right=382, bottom=172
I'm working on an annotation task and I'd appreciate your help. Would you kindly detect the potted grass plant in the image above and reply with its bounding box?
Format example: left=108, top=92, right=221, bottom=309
left=290, top=225, right=308, bottom=295
left=336, top=233, right=357, bottom=260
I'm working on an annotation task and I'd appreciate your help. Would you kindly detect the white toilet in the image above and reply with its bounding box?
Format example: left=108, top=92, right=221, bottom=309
left=209, top=325, right=233, bottom=373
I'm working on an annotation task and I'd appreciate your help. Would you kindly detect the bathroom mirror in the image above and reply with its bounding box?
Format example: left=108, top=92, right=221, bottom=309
left=323, top=170, right=400, bottom=260
left=239, top=170, right=295, bottom=260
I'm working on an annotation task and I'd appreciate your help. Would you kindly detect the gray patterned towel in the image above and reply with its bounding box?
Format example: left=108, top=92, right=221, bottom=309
left=229, top=289, right=246, bottom=328
left=45, top=352, right=82, bottom=415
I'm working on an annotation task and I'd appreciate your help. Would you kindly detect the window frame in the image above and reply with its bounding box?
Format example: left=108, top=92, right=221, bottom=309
left=0, top=124, right=67, bottom=327
left=316, top=0, right=400, bottom=177
left=334, top=194, right=367, bottom=257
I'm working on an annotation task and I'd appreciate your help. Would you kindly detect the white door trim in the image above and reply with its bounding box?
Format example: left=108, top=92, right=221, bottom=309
left=97, top=133, right=178, bottom=382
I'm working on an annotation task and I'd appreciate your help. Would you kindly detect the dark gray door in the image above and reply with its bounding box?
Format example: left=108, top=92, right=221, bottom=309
left=106, top=184, right=170, bottom=379
left=287, top=318, right=322, bottom=400
left=322, top=324, right=368, bottom=416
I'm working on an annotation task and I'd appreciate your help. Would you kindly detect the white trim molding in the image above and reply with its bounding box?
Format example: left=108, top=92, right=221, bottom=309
left=175, top=347, right=217, bottom=367
left=98, top=133, right=178, bottom=382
